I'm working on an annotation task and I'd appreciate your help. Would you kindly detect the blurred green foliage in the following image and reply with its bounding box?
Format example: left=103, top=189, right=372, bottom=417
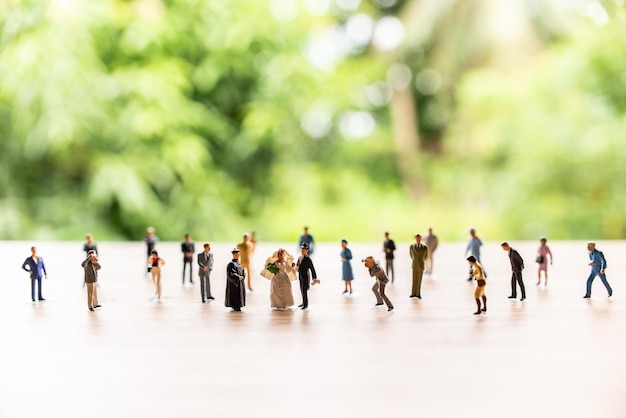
left=1, top=0, right=625, bottom=242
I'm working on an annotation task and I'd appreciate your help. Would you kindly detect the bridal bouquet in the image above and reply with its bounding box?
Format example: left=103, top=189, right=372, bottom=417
left=266, top=262, right=279, bottom=275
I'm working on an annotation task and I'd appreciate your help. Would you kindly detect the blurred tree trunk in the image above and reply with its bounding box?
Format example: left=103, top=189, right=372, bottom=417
left=389, top=87, right=424, bottom=199
left=385, top=0, right=574, bottom=199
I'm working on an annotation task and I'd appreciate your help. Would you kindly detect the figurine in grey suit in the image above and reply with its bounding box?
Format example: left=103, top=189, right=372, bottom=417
left=197, top=243, right=215, bottom=303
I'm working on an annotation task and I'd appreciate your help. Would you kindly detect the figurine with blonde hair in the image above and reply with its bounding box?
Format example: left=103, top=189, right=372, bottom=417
left=83, top=233, right=98, bottom=257
left=237, top=233, right=254, bottom=291
left=144, top=227, right=158, bottom=258
left=362, top=256, right=394, bottom=311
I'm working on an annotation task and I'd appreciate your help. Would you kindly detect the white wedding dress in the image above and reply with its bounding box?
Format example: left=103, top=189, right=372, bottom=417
left=261, top=252, right=296, bottom=309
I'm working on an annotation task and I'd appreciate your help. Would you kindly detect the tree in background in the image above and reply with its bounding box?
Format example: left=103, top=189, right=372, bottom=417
left=1, top=0, right=626, bottom=241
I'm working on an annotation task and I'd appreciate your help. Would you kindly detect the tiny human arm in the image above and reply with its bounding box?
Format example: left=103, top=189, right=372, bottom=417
left=197, top=254, right=206, bottom=269
left=41, top=259, right=48, bottom=277
left=513, top=251, right=524, bottom=270
left=227, top=262, right=242, bottom=284
left=301, top=257, right=318, bottom=281
left=308, top=259, right=317, bottom=280
left=22, top=259, right=32, bottom=274
left=599, top=252, right=607, bottom=272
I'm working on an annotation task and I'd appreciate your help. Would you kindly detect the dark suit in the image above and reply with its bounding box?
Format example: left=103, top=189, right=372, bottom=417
left=297, top=254, right=317, bottom=309
left=83, top=242, right=98, bottom=257
left=508, top=248, right=526, bottom=299
left=383, top=239, right=396, bottom=282
left=144, top=235, right=158, bottom=258
left=197, top=251, right=214, bottom=302
left=181, top=241, right=195, bottom=284
left=22, top=256, right=47, bottom=301
left=225, top=259, right=245, bottom=311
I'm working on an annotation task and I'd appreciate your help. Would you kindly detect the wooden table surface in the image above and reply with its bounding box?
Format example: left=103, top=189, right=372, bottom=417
left=0, top=240, right=624, bottom=418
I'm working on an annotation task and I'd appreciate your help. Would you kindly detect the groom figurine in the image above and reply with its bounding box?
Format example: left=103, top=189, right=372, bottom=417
left=296, top=243, right=318, bottom=310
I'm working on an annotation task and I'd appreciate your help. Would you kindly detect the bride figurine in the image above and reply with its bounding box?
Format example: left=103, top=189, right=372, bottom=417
left=261, top=248, right=296, bottom=309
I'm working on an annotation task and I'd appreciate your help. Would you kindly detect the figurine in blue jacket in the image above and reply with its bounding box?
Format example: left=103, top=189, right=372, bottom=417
left=22, top=246, right=48, bottom=302
left=583, top=242, right=613, bottom=298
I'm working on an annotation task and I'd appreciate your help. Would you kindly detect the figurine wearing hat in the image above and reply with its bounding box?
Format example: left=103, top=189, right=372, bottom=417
left=225, top=248, right=246, bottom=311
left=362, top=256, right=394, bottom=311
left=296, top=242, right=319, bottom=310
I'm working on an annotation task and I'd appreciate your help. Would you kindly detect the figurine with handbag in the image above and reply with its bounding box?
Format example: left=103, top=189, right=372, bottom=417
left=467, top=255, right=487, bottom=315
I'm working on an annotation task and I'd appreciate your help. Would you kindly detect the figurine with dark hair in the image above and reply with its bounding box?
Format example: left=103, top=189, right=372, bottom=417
left=409, top=234, right=428, bottom=299
left=383, top=231, right=396, bottom=283
left=296, top=243, right=318, bottom=310
left=226, top=249, right=246, bottom=311
left=363, top=256, right=394, bottom=311
left=181, top=233, right=195, bottom=285
left=82, top=250, right=101, bottom=311
left=340, top=239, right=354, bottom=295
left=82, top=233, right=98, bottom=287
left=148, top=249, right=165, bottom=301
left=467, top=255, right=487, bottom=315
left=21, top=246, right=48, bottom=302
left=502, top=242, right=526, bottom=301
left=197, top=243, right=214, bottom=303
